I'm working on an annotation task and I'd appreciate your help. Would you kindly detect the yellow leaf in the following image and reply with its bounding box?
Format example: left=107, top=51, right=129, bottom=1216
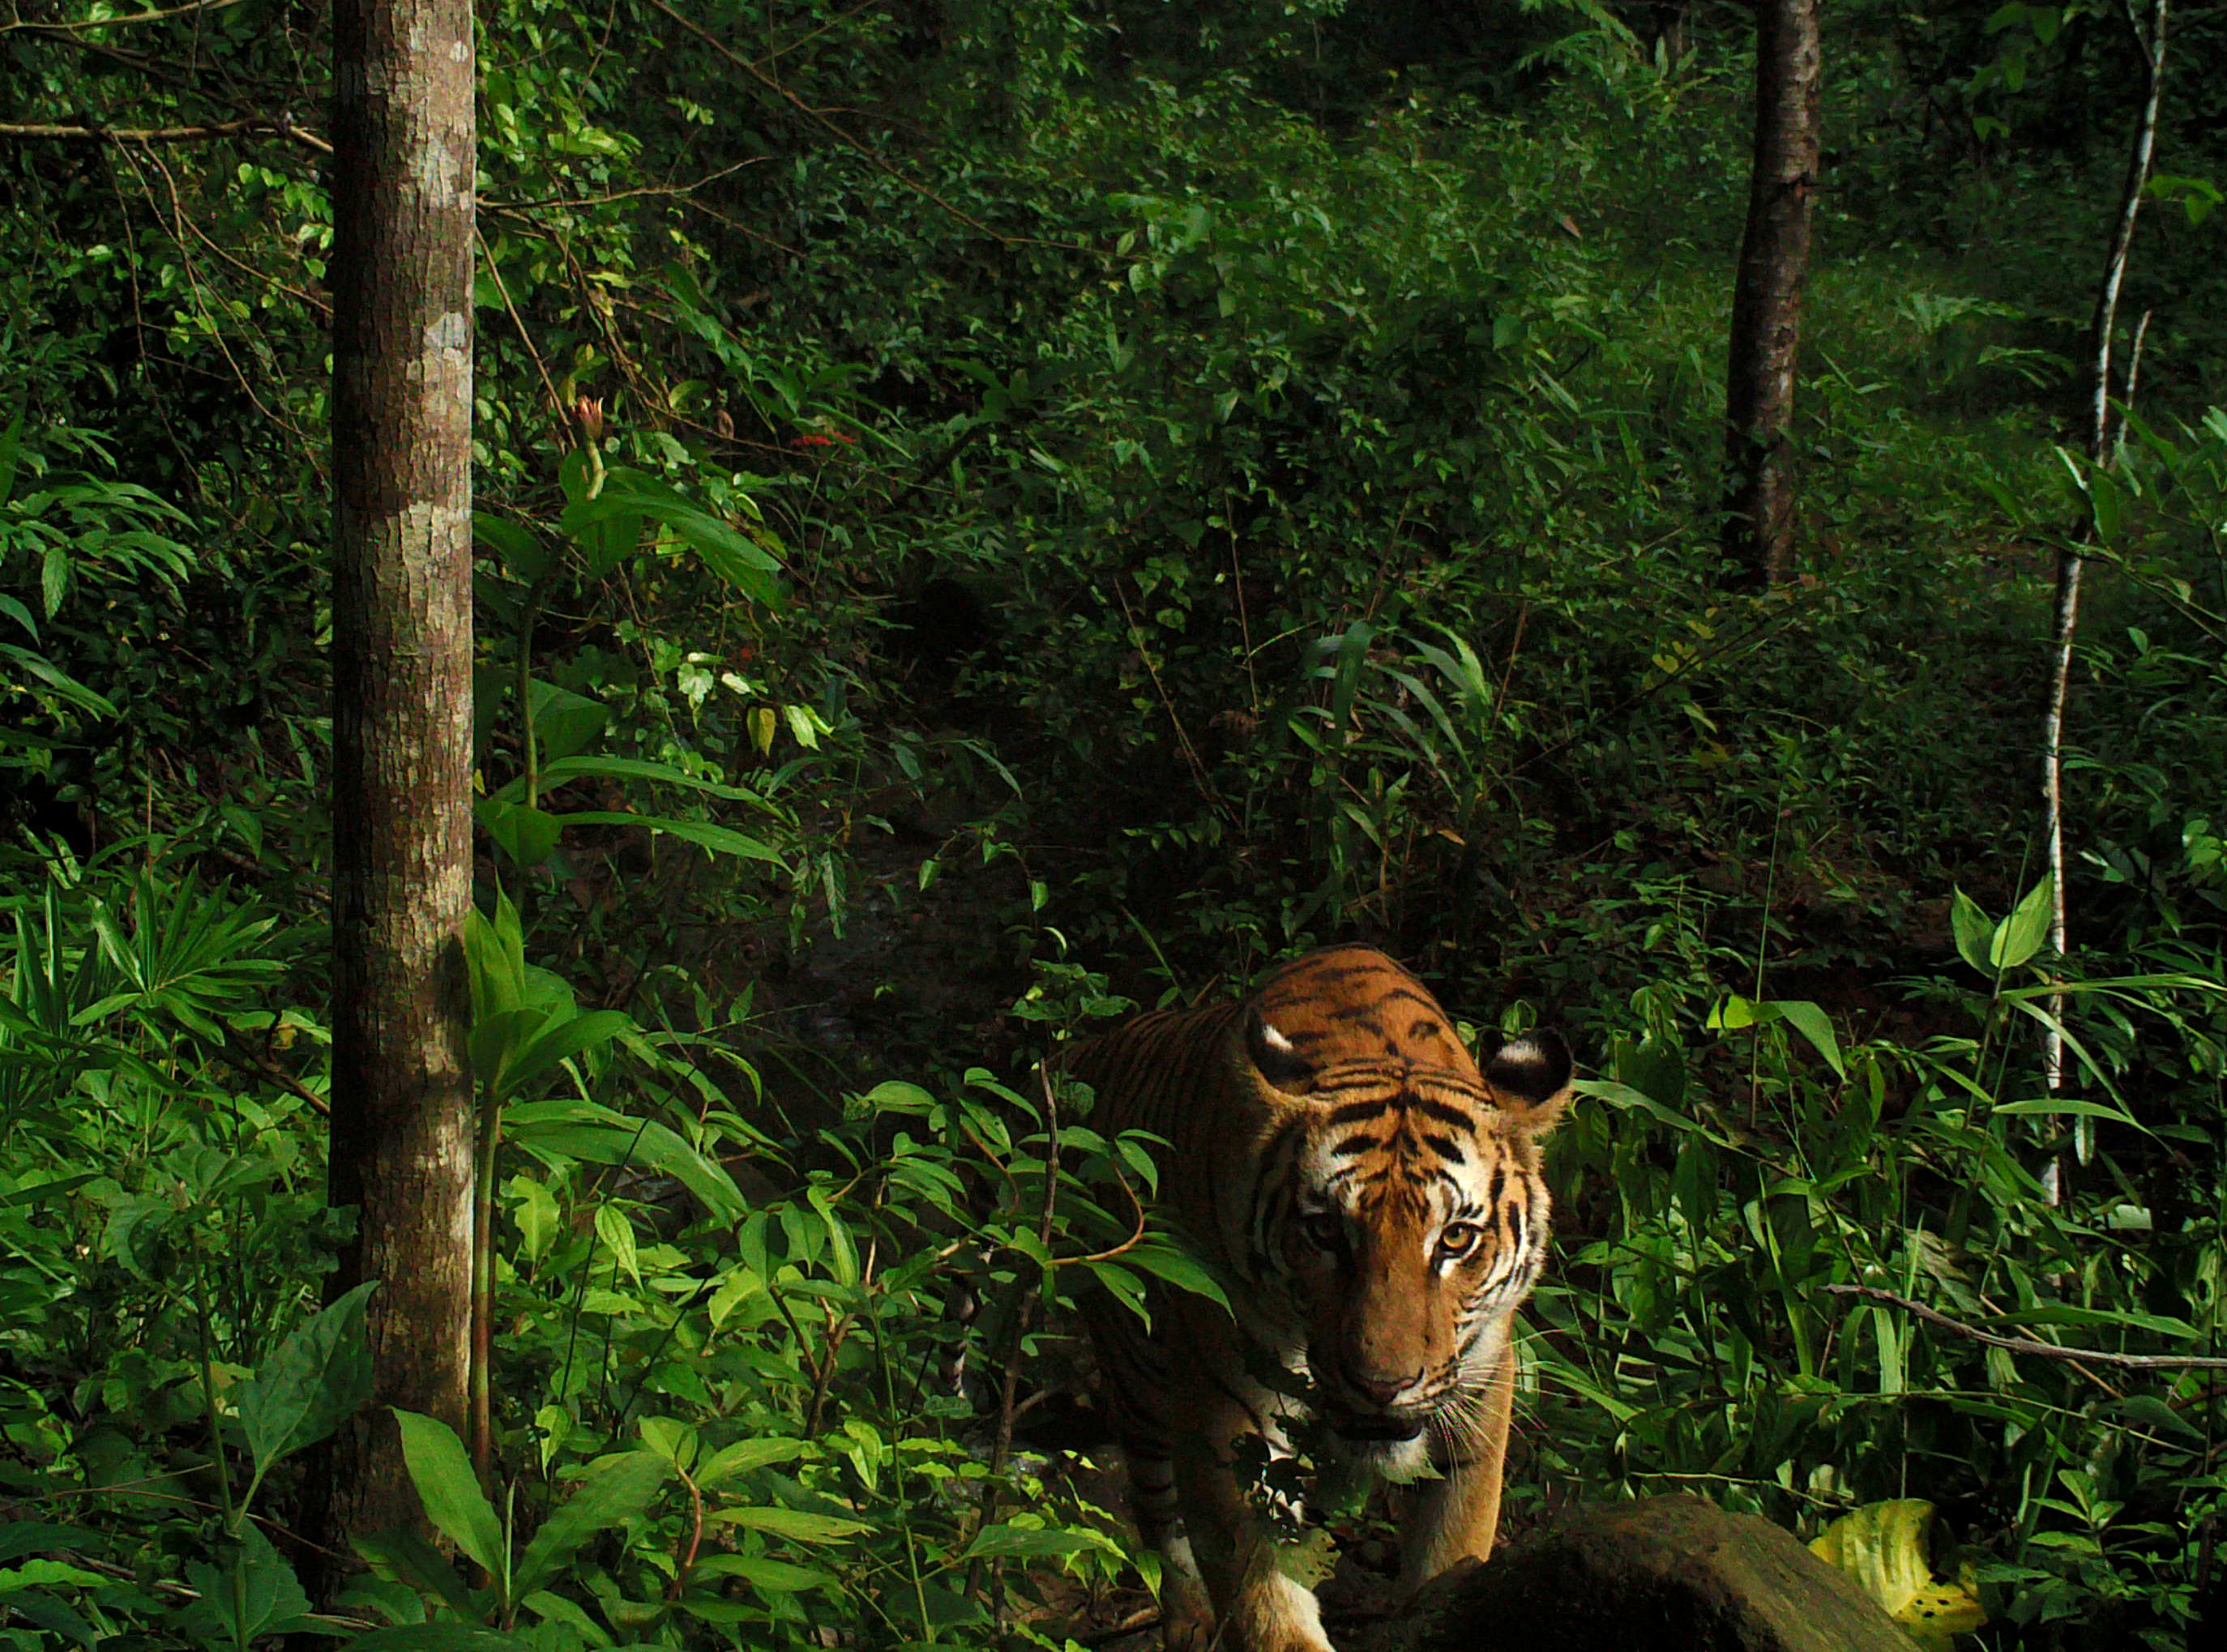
left=749, top=706, right=777, bottom=755
left=1810, top=1500, right=1986, bottom=1651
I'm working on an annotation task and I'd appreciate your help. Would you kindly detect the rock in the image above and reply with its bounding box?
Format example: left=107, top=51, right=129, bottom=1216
left=1376, top=1496, right=1917, bottom=1652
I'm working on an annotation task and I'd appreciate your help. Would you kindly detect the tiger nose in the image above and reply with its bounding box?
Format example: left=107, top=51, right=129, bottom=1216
left=1344, top=1362, right=1418, bottom=1408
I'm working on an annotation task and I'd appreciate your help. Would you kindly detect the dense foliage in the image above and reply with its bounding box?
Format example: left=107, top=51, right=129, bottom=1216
left=3, top=2, right=2225, bottom=1650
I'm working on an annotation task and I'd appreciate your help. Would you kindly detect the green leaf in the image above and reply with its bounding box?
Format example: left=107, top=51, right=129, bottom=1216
left=473, top=513, right=550, bottom=586
left=514, top=1453, right=668, bottom=1599
left=353, top=1522, right=481, bottom=1620
left=684, top=1554, right=831, bottom=1594
left=342, top=1629, right=527, bottom=1652
left=529, top=681, right=608, bottom=766
left=179, top=1526, right=319, bottom=1647
left=505, top=1100, right=750, bottom=1223
left=543, top=811, right=785, bottom=864
left=1569, top=1078, right=1740, bottom=1146
left=1773, top=1001, right=1847, bottom=1079
left=1118, top=1238, right=1231, bottom=1312
left=961, top=1523, right=1122, bottom=1561
left=236, top=1281, right=377, bottom=1488
left=1, top=1588, right=102, bottom=1648
left=1, top=644, right=119, bottom=716
left=1706, top=997, right=1844, bottom=1078
left=477, top=799, right=563, bottom=871
left=695, top=1437, right=807, bottom=1489
left=1991, top=1096, right=2144, bottom=1129
left=706, top=1506, right=872, bottom=1543
left=392, top=1409, right=507, bottom=1586
left=0, top=1525, right=102, bottom=1567
left=1991, top=873, right=2054, bottom=970
left=485, top=753, right=772, bottom=809
left=1949, top=888, right=1994, bottom=975
left=0, top=408, right=22, bottom=504
left=465, top=894, right=529, bottom=1024
left=499, top=1009, right=635, bottom=1097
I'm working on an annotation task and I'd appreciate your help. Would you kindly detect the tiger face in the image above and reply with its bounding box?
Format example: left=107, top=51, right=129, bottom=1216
left=1243, top=992, right=1571, bottom=1481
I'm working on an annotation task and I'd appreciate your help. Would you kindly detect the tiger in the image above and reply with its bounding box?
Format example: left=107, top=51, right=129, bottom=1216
left=1069, top=945, right=1574, bottom=1652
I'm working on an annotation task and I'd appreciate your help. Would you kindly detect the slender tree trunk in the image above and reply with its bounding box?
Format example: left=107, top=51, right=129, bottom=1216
left=306, top=0, right=477, bottom=1577
left=2041, top=0, right=2169, bottom=1104
left=1722, top=0, right=1822, bottom=588
left=1649, top=2, right=1690, bottom=73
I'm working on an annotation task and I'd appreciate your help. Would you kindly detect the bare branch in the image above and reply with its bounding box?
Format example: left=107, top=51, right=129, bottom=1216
left=1827, top=1283, right=2227, bottom=1371
left=2, top=0, right=246, bottom=35
left=0, top=114, right=331, bottom=153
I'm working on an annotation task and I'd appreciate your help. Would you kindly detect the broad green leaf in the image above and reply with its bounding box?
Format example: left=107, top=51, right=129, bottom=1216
left=543, top=811, right=784, bottom=864
left=961, top=1523, right=1123, bottom=1560
left=1118, top=1238, right=1231, bottom=1311
left=477, top=799, right=563, bottom=870
left=510, top=1176, right=561, bottom=1264
left=499, top=1008, right=634, bottom=1096
left=391, top=1409, right=506, bottom=1584
left=521, top=1590, right=613, bottom=1646
left=684, top=1554, right=830, bottom=1594
left=472, top=1007, right=545, bottom=1097
left=639, top=1416, right=695, bottom=1468
left=465, top=895, right=529, bottom=1024
left=343, top=1629, right=526, bottom=1652
left=513, top=1452, right=668, bottom=1599
left=505, top=1103, right=749, bottom=1223
left=528, top=681, right=608, bottom=766
left=0, top=1525, right=101, bottom=1566
left=704, top=1266, right=767, bottom=1332
left=1810, top=1500, right=1985, bottom=1651
left=473, top=513, right=549, bottom=586
left=0, top=1588, right=100, bottom=1648
left=1773, top=1001, right=1847, bottom=1078
left=706, top=1506, right=872, bottom=1543
left=236, top=1280, right=377, bottom=1487
left=0, top=1557, right=109, bottom=1592
left=594, top=1205, right=640, bottom=1286
left=1569, top=1078, right=1738, bottom=1146
left=1949, top=888, right=1994, bottom=975
left=0, top=408, right=21, bottom=503
left=1991, top=1097, right=2144, bottom=1129
left=1, top=644, right=119, bottom=716
left=488, top=753, right=771, bottom=809
left=179, top=1526, right=318, bottom=1647
left=1991, top=874, right=2054, bottom=970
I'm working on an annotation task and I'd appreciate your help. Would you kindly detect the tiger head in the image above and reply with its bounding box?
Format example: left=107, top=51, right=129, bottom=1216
left=1241, top=1001, right=1573, bottom=1479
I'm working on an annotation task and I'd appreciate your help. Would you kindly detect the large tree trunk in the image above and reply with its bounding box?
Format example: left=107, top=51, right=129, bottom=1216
left=1721, top=0, right=1822, bottom=588
left=308, top=0, right=477, bottom=1573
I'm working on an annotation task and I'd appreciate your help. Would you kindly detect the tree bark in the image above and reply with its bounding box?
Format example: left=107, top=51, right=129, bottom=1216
left=306, top=0, right=477, bottom=1578
left=1721, top=0, right=1822, bottom=589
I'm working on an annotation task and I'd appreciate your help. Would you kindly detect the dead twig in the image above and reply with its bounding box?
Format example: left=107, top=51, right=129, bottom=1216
left=1827, top=1283, right=2227, bottom=1371
left=0, top=115, right=331, bottom=154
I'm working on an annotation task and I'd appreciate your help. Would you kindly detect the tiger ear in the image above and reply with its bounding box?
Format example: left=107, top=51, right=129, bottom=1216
left=1483, top=1029, right=1574, bottom=1133
left=1244, top=1005, right=1316, bottom=1093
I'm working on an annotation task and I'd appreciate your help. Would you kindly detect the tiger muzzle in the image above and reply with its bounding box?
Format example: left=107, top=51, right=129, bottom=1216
left=1332, top=1413, right=1426, bottom=1444
left=1327, top=1361, right=1429, bottom=1441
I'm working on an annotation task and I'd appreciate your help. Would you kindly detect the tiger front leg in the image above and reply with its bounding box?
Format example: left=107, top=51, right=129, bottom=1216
left=1394, top=1339, right=1515, bottom=1595
left=1169, top=1405, right=1336, bottom=1652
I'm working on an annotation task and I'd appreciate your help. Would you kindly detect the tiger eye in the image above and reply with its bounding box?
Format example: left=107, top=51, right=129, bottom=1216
left=1436, top=1221, right=1482, bottom=1261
